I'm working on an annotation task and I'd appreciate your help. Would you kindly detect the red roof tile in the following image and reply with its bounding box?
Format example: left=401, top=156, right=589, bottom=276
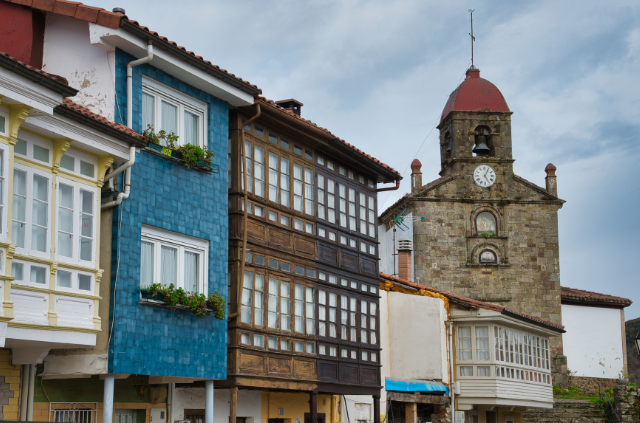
left=441, top=68, right=510, bottom=122
left=255, top=97, right=401, bottom=179
left=380, top=272, right=564, bottom=332
left=562, top=286, right=632, bottom=308
left=60, top=98, right=146, bottom=142
left=5, top=0, right=122, bottom=27
left=3, top=0, right=261, bottom=94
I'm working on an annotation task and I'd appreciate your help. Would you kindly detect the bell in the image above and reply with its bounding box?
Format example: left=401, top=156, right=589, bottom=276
left=446, top=141, right=452, bottom=152
left=472, top=135, right=491, bottom=155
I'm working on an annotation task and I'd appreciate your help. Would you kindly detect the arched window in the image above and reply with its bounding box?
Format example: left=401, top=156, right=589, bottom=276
left=476, top=212, right=497, bottom=235
left=479, top=249, right=497, bottom=264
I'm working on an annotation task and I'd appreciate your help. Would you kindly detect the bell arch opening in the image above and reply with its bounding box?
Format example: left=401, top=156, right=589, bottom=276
left=472, top=126, right=494, bottom=157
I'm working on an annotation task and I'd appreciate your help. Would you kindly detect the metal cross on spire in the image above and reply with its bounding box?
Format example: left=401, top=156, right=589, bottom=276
left=469, top=9, right=476, bottom=69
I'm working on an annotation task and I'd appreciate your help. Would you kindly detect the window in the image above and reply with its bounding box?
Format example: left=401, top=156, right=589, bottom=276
left=478, top=366, right=491, bottom=377
left=267, top=277, right=291, bottom=331
left=293, top=164, right=314, bottom=215
left=14, top=133, right=52, bottom=165
left=242, top=271, right=264, bottom=326
left=59, top=148, right=97, bottom=180
left=476, top=326, right=490, bottom=360
left=142, top=77, right=207, bottom=147
left=139, top=225, right=208, bottom=293
left=242, top=141, right=265, bottom=197
left=318, top=290, right=337, bottom=338
left=56, top=267, right=94, bottom=293
left=359, top=193, right=377, bottom=237
left=268, top=152, right=291, bottom=207
left=11, top=260, right=49, bottom=286
left=0, top=146, right=6, bottom=240
left=458, top=327, right=472, bottom=360
left=460, top=366, right=473, bottom=376
left=476, top=211, right=497, bottom=235
left=12, top=165, right=51, bottom=258
left=56, top=178, right=98, bottom=265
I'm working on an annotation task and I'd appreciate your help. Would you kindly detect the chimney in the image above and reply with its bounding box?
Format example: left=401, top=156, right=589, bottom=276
left=411, top=159, right=422, bottom=194
left=397, top=239, right=413, bottom=281
left=545, top=163, right=557, bottom=196
left=275, top=99, right=304, bottom=117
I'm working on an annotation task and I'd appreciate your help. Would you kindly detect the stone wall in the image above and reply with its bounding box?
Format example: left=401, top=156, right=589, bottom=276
left=614, top=385, right=640, bottom=422
left=569, top=376, right=617, bottom=396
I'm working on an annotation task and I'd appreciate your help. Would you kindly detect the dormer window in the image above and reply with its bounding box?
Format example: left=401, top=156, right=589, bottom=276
left=142, top=77, right=207, bottom=148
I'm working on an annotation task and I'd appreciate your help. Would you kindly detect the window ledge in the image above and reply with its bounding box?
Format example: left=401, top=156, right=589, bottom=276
left=139, top=298, right=217, bottom=316
left=143, top=145, right=219, bottom=174
left=466, top=235, right=508, bottom=240
left=466, top=262, right=511, bottom=268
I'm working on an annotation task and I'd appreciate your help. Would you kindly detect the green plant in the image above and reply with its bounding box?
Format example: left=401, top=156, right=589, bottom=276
left=185, top=292, right=208, bottom=318
left=143, top=125, right=179, bottom=149
left=207, top=291, right=226, bottom=320
left=567, top=368, right=577, bottom=377
left=480, top=232, right=497, bottom=238
left=177, top=143, right=215, bottom=169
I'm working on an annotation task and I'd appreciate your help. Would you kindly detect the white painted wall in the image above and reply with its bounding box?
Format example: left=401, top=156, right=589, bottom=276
left=42, top=14, right=117, bottom=121
left=387, top=291, right=448, bottom=382
left=173, top=388, right=261, bottom=423
left=562, top=304, right=625, bottom=378
left=378, top=212, right=414, bottom=280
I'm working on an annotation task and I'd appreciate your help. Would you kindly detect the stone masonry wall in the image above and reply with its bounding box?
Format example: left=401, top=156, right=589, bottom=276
left=614, top=385, right=640, bottom=422
left=569, top=376, right=618, bottom=396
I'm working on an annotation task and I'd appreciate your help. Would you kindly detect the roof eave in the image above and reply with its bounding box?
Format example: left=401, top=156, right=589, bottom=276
left=0, top=54, right=78, bottom=98
left=54, top=104, right=147, bottom=148
left=502, top=309, right=565, bottom=333
left=120, top=20, right=261, bottom=97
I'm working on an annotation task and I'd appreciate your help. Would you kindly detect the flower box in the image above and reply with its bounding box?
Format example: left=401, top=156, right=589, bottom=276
left=147, top=143, right=181, bottom=158
left=140, top=289, right=165, bottom=302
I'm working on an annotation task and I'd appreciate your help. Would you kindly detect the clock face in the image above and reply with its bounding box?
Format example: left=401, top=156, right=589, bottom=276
left=473, top=165, right=496, bottom=188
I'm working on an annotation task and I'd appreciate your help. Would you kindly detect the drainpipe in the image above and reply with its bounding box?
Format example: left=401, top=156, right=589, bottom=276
left=101, top=40, right=153, bottom=210
left=19, top=365, right=28, bottom=420
left=447, top=321, right=455, bottom=422
left=376, top=180, right=401, bottom=193
left=26, top=364, right=35, bottom=421
left=228, top=104, right=261, bottom=320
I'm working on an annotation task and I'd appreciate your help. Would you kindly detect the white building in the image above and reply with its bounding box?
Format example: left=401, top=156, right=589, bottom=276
left=561, top=287, right=631, bottom=380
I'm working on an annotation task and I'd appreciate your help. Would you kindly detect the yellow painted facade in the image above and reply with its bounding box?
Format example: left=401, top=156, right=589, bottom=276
left=260, top=392, right=343, bottom=423
left=0, top=348, right=22, bottom=420
left=0, top=96, right=113, bottom=335
left=33, top=401, right=162, bottom=423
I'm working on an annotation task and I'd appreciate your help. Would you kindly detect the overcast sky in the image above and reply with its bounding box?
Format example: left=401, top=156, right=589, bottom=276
left=95, top=0, right=639, bottom=318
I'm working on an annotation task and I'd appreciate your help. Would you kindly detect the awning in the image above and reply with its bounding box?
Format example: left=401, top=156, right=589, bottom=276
left=385, top=378, right=450, bottom=395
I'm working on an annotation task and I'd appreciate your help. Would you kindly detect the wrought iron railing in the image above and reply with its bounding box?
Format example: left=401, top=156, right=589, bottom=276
left=598, top=381, right=621, bottom=423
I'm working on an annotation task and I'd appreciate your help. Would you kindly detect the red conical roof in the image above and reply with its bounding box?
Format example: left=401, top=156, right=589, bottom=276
left=440, top=68, right=509, bottom=121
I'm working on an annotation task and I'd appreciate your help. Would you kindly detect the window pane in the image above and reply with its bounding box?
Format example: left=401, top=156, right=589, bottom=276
left=140, top=241, right=154, bottom=288
left=60, top=155, right=75, bottom=171
left=161, top=246, right=177, bottom=286
left=78, top=274, right=91, bottom=291
left=30, top=266, right=46, bottom=284
left=15, top=139, right=27, bottom=155
left=33, top=145, right=50, bottom=163
left=184, top=251, right=199, bottom=293
left=142, top=93, right=155, bottom=131
left=58, top=185, right=74, bottom=258
left=31, top=175, right=49, bottom=252
left=80, top=161, right=95, bottom=178
left=11, top=263, right=23, bottom=280
left=161, top=101, right=178, bottom=138
left=184, top=111, right=200, bottom=145
left=57, top=270, right=72, bottom=288
left=460, top=366, right=473, bottom=376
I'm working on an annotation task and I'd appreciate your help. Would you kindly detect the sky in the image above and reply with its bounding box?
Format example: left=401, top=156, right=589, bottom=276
left=93, top=0, right=639, bottom=318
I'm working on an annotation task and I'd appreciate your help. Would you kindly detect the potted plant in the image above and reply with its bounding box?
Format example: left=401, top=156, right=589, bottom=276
left=177, top=144, right=215, bottom=170
left=616, top=370, right=630, bottom=385
left=139, top=284, right=225, bottom=320
left=140, top=283, right=166, bottom=302
left=207, top=291, right=226, bottom=320
left=143, top=125, right=179, bottom=157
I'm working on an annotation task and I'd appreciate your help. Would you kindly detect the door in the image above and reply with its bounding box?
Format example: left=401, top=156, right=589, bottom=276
left=150, top=408, right=166, bottom=423
left=485, top=412, right=497, bottom=423
left=304, top=413, right=326, bottom=423
left=115, top=410, right=137, bottom=423
left=504, top=417, right=514, bottom=423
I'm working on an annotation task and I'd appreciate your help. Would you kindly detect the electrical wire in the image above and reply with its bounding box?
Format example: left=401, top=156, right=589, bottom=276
left=107, top=176, right=125, bottom=352
left=379, top=61, right=472, bottom=211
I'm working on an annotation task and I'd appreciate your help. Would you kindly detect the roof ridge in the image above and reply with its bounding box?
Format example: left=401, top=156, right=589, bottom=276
left=561, top=286, right=632, bottom=306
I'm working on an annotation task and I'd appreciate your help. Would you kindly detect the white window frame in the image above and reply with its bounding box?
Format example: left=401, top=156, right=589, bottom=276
left=13, top=164, right=52, bottom=259
left=58, top=148, right=98, bottom=181
left=142, top=77, right=207, bottom=148
left=11, top=259, right=50, bottom=288
left=55, top=177, right=98, bottom=267
left=0, top=143, right=8, bottom=242
left=55, top=267, right=95, bottom=294
left=0, top=107, right=8, bottom=135
left=14, top=131, right=53, bottom=165
left=140, top=225, right=209, bottom=295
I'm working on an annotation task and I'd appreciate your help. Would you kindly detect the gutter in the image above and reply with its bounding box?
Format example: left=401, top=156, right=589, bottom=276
left=120, top=21, right=261, bottom=97
left=502, top=310, right=565, bottom=333
left=0, top=53, right=79, bottom=98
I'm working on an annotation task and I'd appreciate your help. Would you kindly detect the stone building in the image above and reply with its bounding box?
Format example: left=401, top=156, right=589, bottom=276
left=379, top=67, right=567, bottom=377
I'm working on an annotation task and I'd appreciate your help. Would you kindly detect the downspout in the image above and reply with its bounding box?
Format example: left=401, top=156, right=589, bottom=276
left=27, top=364, right=35, bottom=421
left=101, top=40, right=153, bottom=210
left=376, top=180, right=401, bottom=193
left=227, top=104, right=261, bottom=320
left=19, top=365, right=28, bottom=420
left=448, top=321, right=455, bottom=422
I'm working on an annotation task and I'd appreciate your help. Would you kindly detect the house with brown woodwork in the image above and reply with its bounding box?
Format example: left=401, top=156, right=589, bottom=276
left=223, top=97, right=401, bottom=423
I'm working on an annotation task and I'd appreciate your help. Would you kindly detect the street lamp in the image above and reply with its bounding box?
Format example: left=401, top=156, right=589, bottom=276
left=635, top=331, right=640, bottom=356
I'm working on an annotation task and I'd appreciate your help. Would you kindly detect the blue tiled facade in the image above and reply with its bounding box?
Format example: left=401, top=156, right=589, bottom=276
left=108, top=48, right=229, bottom=379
